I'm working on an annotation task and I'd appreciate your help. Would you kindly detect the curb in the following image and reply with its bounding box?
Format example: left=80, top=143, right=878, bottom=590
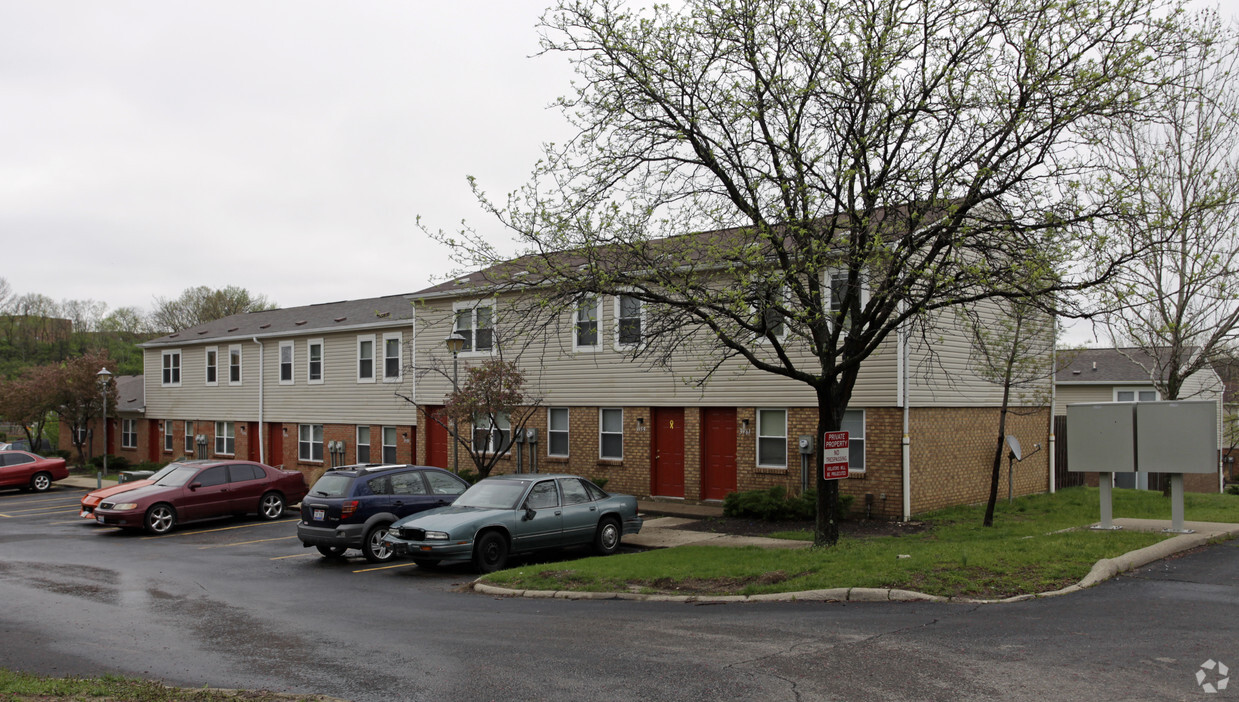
left=471, top=530, right=1236, bottom=605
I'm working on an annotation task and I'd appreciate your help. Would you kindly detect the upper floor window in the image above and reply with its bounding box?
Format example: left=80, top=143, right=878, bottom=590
left=357, top=335, right=375, bottom=383
left=454, top=302, right=495, bottom=353
left=205, top=347, right=218, bottom=386
left=616, top=294, right=642, bottom=348
left=752, top=284, right=786, bottom=340
left=1115, top=387, right=1158, bottom=402
left=757, top=408, right=787, bottom=468
left=574, top=295, right=600, bottom=351
left=228, top=345, right=242, bottom=385
left=826, top=269, right=868, bottom=333
left=161, top=350, right=181, bottom=387
left=383, top=333, right=402, bottom=382
left=307, top=339, right=324, bottom=384
left=279, top=342, right=294, bottom=385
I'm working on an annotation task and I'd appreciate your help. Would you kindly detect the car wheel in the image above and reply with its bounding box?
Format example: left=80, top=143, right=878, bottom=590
left=594, top=516, right=622, bottom=556
left=411, top=558, right=439, bottom=569
left=29, top=472, right=52, bottom=492
left=144, top=504, right=176, bottom=535
left=316, top=545, right=348, bottom=559
left=258, top=492, right=285, bottom=520
left=362, top=523, right=394, bottom=563
left=473, top=531, right=509, bottom=573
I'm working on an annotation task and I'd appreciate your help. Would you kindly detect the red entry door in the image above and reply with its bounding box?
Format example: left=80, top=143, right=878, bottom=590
left=652, top=408, right=685, bottom=497
left=247, top=422, right=262, bottom=462
left=267, top=424, right=283, bottom=467
left=148, top=420, right=161, bottom=462
left=425, top=407, right=449, bottom=469
left=701, top=408, right=738, bottom=500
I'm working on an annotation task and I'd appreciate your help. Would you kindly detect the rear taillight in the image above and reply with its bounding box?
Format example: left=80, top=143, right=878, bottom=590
left=341, top=500, right=359, bottom=518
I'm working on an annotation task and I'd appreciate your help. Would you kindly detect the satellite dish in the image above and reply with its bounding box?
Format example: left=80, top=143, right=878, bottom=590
left=1006, top=434, right=1023, bottom=461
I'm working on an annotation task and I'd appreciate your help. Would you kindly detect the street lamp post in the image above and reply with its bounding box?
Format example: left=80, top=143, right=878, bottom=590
left=96, top=367, right=112, bottom=490
left=444, top=333, right=466, bottom=474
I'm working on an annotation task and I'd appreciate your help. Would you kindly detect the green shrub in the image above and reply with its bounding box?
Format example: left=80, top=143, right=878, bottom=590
left=591, top=477, right=609, bottom=490
left=456, top=469, right=479, bottom=485
left=723, top=487, right=854, bottom=520
left=89, top=454, right=131, bottom=471
left=1226, top=484, right=1239, bottom=496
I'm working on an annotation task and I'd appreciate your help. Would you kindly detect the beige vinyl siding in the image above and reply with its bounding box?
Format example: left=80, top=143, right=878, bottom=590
left=1054, top=384, right=1119, bottom=415
left=413, top=295, right=898, bottom=409
left=145, top=345, right=259, bottom=421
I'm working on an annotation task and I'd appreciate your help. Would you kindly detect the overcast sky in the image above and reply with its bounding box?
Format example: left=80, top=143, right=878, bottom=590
left=2, top=1, right=1236, bottom=346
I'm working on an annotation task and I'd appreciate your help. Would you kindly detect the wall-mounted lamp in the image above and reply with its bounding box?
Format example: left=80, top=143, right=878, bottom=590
left=239, top=425, right=246, bottom=433
left=739, top=419, right=751, bottom=436
left=636, top=417, right=645, bottom=432
left=282, top=427, right=288, bottom=436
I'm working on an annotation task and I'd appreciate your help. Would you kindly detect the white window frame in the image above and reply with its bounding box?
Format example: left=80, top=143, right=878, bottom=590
left=357, top=335, right=376, bottom=383
left=614, top=293, right=644, bottom=350
left=121, top=419, right=138, bottom=449
left=756, top=408, right=788, bottom=469
left=453, top=300, right=496, bottom=355
left=161, top=350, right=182, bottom=387
left=382, top=332, right=403, bottom=383
left=599, top=408, right=623, bottom=460
left=548, top=407, right=570, bottom=458
left=842, top=408, right=866, bottom=473
left=472, top=414, right=511, bottom=455
left=307, top=338, right=324, bottom=384
left=824, top=268, right=870, bottom=334
left=573, top=295, right=601, bottom=352
left=1115, top=387, right=1159, bottom=402
left=382, top=425, right=399, bottom=463
left=356, top=425, right=371, bottom=463
left=184, top=420, right=195, bottom=453
left=215, top=421, right=235, bottom=456
left=278, top=341, right=294, bottom=385
left=228, top=344, right=243, bottom=386
left=204, top=346, right=218, bottom=386
left=164, top=420, right=173, bottom=453
left=298, top=424, right=323, bottom=463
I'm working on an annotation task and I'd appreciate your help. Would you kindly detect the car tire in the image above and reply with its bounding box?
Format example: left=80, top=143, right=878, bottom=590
left=362, top=523, right=394, bottom=563
left=29, top=472, right=52, bottom=492
left=144, top=504, right=176, bottom=535
left=316, top=545, right=348, bottom=559
left=258, top=492, right=285, bottom=520
left=473, top=531, right=509, bottom=573
left=594, top=516, right=622, bottom=556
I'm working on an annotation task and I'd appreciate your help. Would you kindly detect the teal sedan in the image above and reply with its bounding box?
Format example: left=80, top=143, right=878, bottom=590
left=381, top=474, right=643, bottom=572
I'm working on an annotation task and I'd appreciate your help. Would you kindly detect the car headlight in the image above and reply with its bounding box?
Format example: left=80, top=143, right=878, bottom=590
left=423, top=531, right=450, bottom=541
left=112, top=503, right=138, bottom=511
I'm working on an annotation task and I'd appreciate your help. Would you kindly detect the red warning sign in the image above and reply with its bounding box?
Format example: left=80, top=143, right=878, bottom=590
left=823, top=431, right=850, bottom=480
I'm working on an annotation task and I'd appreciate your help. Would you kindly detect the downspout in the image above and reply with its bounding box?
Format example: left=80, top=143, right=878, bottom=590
left=899, top=305, right=911, bottom=521
left=252, top=337, right=265, bottom=465
left=1048, top=317, right=1057, bottom=493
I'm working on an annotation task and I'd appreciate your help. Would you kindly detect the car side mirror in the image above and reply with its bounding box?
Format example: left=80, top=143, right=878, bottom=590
left=189, top=482, right=201, bottom=491
left=522, top=506, right=536, bottom=521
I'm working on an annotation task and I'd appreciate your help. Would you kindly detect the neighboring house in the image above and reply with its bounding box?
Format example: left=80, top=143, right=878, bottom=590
left=59, top=374, right=148, bottom=464
left=138, top=295, right=418, bottom=485
left=405, top=264, right=1055, bottom=520
left=1054, top=347, right=1224, bottom=492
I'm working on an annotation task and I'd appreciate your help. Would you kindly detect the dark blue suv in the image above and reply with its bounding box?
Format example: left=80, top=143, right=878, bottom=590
left=297, top=464, right=469, bottom=563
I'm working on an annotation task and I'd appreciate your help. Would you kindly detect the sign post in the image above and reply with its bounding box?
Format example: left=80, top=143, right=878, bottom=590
left=822, top=431, right=849, bottom=480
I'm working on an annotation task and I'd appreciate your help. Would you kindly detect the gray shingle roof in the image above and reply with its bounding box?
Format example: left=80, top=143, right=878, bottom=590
left=140, top=294, right=415, bottom=347
left=115, top=375, right=144, bottom=413
left=1055, top=347, right=1183, bottom=384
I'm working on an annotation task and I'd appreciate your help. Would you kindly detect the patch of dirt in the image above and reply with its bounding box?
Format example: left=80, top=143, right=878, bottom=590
left=637, top=570, right=803, bottom=595
left=665, top=516, right=929, bottom=539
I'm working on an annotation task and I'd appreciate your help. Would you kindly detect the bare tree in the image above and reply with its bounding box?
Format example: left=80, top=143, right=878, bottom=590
left=151, top=285, right=276, bottom=333
left=429, top=0, right=1187, bottom=545
left=1097, top=11, right=1239, bottom=401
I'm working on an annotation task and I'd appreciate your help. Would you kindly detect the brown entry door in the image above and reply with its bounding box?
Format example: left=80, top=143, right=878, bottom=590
left=247, top=422, right=262, bottom=462
left=701, top=408, right=737, bottom=500
left=267, top=424, right=283, bottom=467
left=425, top=406, right=449, bottom=469
left=652, top=408, right=685, bottom=497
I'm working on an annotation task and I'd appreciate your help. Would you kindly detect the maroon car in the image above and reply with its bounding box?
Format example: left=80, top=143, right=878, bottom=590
left=92, top=459, right=308, bottom=535
left=0, top=450, right=69, bottom=492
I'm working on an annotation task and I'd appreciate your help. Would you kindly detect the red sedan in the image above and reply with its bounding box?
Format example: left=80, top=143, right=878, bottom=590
left=92, top=459, right=308, bottom=535
left=0, top=450, right=69, bottom=492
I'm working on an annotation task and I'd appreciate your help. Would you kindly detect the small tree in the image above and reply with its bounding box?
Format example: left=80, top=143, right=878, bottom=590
left=54, top=351, right=116, bottom=465
left=433, top=359, right=540, bottom=480
left=0, top=365, right=61, bottom=450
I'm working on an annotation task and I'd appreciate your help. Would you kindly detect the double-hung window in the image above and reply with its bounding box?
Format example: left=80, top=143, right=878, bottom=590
left=752, top=284, right=786, bottom=340
left=307, top=339, right=324, bottom=384
left=548, top=407, right=569, bottom=457
left=205, top=347, right=218, bottom=386
left=121, top=419, right=138, bottom=449
left=161, top=350, right=181, bottom=386
left=298, top=424, right=323, bottom=462
left=574, top=295, right=600, bottom=351
left=756, top=409, right=787, bottom=468
left=215, top=421, right=235, bottom=456
left=826, top=269, right=868, bottom=333
left=184, top=421, right=195, bottom=453
left=454, top=302, right=495, bottom=353
left=279, top=342, right=294, bottom=384
left=1116, top=388, right=1158, bottom=402
left=842, top=409, right=866, bottom=472
left=356, top=426, right=371, bottom=463
left=382, top=333, right=402, bottom=382
left=599, top=408, right=623, bottom=460
left=472, top=414, right=510, bottom=454
left=357, top=335, right=375, bottom=383
left=163, top=420, right=173, bottom=452
left=228, top=345, right=242, bottom=385
left=382, top=426, right=398, bottom=463
left=616, top=294, right=642, bottom=348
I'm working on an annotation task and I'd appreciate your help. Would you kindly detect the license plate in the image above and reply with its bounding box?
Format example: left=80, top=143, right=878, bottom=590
left=95, top=515, right=104, bottom=524
left=313, top=509, right=325, bottom=520
left=80, top=509, right=89, bottom=518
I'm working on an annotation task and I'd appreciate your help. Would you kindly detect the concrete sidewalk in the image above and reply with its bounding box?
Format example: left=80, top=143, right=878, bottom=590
left=625, top=516, right=810, bottom=550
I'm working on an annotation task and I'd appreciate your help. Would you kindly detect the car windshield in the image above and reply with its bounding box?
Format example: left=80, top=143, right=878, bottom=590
left=154, top=465, right=201, bottom=487
left=148, top=464, right=179, bottom=482
left=309, top=473, right=353, bottom=497
left=453, top=480, right=529, bottom=509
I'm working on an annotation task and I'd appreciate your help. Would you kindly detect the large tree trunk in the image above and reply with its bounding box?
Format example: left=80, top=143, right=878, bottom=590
left=814, top=386, right=842, bottom=546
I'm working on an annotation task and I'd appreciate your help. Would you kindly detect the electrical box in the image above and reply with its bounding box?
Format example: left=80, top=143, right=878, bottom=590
left=513, top=430, right=525, bottom=443
left=798, top=435, right=814, bottom=455
left=525, top=428, right=538, bottom=443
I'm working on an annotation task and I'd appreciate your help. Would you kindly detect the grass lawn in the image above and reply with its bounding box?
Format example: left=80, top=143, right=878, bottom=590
left=483, top=487, right=1239, bottom=599
left=0, top=669, right=325, bottom=701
